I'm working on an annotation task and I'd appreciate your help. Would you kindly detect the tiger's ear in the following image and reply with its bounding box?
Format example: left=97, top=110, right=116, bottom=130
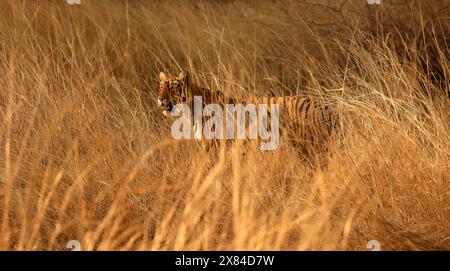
left=159, top=71, right=167, bottom=81
left=178, top=71, right=190, bottom=86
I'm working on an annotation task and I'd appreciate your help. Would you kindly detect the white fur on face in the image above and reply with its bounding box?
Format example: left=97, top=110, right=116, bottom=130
left=162, top=105, right=183, bottom=117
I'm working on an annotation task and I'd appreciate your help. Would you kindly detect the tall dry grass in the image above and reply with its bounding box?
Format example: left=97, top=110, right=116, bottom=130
left=0, top=0, right=448, bottom=250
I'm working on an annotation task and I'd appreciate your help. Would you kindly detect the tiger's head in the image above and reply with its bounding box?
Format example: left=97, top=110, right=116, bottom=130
left=157, top=71, right=190, bottom=116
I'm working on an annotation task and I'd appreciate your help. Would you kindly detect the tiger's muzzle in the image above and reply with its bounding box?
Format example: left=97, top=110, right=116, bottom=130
left=158, top=98, right=173, bottom=116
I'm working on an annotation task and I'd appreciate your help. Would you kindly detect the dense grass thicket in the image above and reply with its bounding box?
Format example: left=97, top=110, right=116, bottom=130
left=0, top=0, right=448, bottom=250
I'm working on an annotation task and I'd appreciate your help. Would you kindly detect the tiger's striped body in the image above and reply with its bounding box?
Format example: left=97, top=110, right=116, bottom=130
left=235, top=96, right=338, bottom=152
left=157, top=71, right=339, bottom=152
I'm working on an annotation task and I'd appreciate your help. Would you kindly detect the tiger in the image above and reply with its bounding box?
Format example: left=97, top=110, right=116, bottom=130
left=156, top=70, right=339, bottom=154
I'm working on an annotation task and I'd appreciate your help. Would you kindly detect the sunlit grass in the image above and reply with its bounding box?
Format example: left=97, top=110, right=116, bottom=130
left=0, top=0, right=448, bottom=250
